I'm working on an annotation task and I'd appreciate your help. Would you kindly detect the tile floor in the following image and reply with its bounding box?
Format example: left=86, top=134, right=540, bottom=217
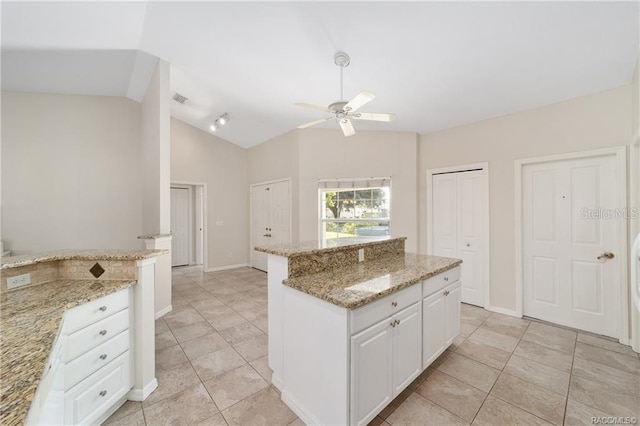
left=105, top=266, right=640, bottom=426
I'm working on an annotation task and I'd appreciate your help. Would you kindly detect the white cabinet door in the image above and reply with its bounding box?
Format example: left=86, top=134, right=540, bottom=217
left=422, top=291, right=446, bottom=369
left=350, top=319, right=392, bottom=426
left=445, top=282, right=461, bottom=345
left=391, top=302, right=422, bottom=396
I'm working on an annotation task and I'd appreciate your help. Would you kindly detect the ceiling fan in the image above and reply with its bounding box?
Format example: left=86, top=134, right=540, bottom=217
left=295, top=51, right=396, bottom=137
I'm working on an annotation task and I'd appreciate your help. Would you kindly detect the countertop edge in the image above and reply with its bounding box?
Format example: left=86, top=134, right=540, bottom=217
left=1, top=249, right=169, bottom=270
left=255, top=236, right=407, bottom=257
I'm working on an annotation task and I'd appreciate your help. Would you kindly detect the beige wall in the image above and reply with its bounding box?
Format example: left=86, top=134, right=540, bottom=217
left=1, top=92, right=143, bottom=253
left=171, top=118, right=249, bottom=269
left=419, top=85, right=634, bottom=312
left=298, top=129, right=419, bottom=252
left=247, top=129, right=300, bottom=245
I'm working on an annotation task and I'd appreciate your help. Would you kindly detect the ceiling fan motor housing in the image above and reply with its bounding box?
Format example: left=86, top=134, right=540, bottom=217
left=334, top=51, right=350, bottom=68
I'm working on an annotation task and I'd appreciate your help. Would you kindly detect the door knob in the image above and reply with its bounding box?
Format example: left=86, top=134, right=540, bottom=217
left=597, top=252, right=615, bottom=260
left=263, top=234, right=269, bottom=237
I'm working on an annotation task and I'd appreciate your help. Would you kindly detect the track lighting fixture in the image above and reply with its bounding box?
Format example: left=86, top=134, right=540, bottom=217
left=210, top=113, right=230, bottom=132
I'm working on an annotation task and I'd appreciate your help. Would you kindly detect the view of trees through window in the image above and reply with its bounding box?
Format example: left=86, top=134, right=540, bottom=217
left=320, top=186, right=390, bottom=239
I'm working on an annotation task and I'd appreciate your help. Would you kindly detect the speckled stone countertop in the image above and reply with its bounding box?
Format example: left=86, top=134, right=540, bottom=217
left=284, top=253, right=461, bottom=309
left=137, top=233, right=173, bottom=240
left=255, top=236, right=405, bottom=258
left=0, top=279, right=136, bottom=426
left=1, top=249, right=167, bottom=270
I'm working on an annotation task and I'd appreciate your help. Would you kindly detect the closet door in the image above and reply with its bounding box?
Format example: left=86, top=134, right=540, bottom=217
left=251, top=184, right=271, bottom=272
left=170, top=187, right=190, bottom=267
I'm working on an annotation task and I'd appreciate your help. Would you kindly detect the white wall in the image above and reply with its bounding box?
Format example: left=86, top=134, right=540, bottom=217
left=298, top=129, right=419, bottom=252
left=171, top=118, right=249, bottom=270
left=247, top=129, right=300, bottom=245
left=419, top=85, right=634, bottom=312
left=1, top=92, right=143, bottom=253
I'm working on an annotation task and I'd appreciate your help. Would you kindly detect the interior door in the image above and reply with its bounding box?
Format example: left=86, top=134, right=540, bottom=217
left=170, top=187, right=190, bottom=267
left=432, top=171, right=486, bottom=306
left=270, top=181, right=291, bottom=246
left=251, top=184, right=271, bottom=271
left=523, top=154, right=619, bottom=337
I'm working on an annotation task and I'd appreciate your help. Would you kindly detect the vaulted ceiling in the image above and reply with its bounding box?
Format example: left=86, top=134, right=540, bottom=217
left=2, top=1, right=638, bottom=148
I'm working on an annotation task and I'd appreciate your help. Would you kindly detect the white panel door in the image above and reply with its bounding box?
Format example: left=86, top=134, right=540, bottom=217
left=170, top=187, right=190, bottom=267
left=270, top=181, right=291, bottom=246
left=432, top=171, right=486, bottom=306
left=523, top=155, right=619, bottom=337
left=251, top=184, right=271, bottom=272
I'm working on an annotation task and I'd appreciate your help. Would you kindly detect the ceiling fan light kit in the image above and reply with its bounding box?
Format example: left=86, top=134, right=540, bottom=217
left=296, top=51, right=396, bottom=137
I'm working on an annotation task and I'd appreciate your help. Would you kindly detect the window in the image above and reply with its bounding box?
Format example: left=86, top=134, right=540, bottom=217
left=319, top=178, right=391, bottom=239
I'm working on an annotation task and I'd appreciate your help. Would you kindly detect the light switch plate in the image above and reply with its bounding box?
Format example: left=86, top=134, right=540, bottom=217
left=7, top=273, right=31, bottom=290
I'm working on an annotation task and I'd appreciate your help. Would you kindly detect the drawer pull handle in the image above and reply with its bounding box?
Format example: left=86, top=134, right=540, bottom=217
left=99, top=330, right=107, bottom=336
left=395, top=319, right=400, bottom=326
left=99, top=354, right=108, bottom=360
left=99, top=390, right=107, bottom=397
left=444, top=277, right=449, bottom=282
left=444, top=290, right=450, bottom=296
left=391, top=301, right=398, bottom=307
left=99, top=306, right=107, bottom=312
left=390, top=321, right=395, bottom=328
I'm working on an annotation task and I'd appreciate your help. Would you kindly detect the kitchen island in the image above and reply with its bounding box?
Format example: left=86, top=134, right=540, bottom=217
left=255, top=237, right=462, bottom=426
left=1, top=249, right=167, bottom=426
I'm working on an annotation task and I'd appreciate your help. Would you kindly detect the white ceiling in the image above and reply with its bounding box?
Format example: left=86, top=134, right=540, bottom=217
left=2, top=1, right=638, bottom=149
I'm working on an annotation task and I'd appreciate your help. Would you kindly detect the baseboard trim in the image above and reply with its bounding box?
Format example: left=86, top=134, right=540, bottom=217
left=205, top=263, right=249, bottom=272
left=155, top=305, right=172, bottom=319
left=271, top=374, right=284, bottom=392
left=281, top=390, right=324, bottom=426
left=127, top=378, right=158, bottom=401
left=486, top=305, right=520, bottom=318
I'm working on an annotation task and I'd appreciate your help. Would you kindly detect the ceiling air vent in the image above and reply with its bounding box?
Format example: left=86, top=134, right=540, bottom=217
left=172, top=93, right=188, bottom=104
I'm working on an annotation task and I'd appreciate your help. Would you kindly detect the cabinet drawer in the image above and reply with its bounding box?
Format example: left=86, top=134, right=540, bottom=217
left=65, top=351, right=131, bottom=425
left=63, top=289, right=130, bottom=334
left=64, top=309, right=130, bottom=362
left=350, top=284, right=421, bottom=334
left=64, top=330, right=130, bottom=390
left=422, top=266, right=461, bottom=298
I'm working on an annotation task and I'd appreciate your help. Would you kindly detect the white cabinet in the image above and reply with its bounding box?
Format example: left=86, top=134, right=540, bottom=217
left=422, top=280, right=461, bottom=369
left=350, top=302, right=422, bottom=426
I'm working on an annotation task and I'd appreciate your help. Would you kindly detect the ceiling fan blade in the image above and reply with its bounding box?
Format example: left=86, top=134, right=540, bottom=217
left=352, top=112, right=396, bottom=122
left=298, top=117, right=331, bottom=129
left=295, top=102, right=329, bottom=112
left=345, top=91, right=375, bottom=113
left=339, top=118, right=355, bottom=137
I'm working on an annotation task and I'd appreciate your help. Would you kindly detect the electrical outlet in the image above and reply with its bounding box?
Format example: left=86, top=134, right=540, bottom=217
left=7, top=273, right=31, bottom=290
left=358, top=248, right=365, bottom=262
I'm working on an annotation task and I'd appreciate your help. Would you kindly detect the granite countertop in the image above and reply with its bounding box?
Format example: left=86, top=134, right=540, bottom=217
left=283, top=253, right=462, bottom=309
left=0, top=279, right=136, bottom=426
left=1, top=249, right=168, bottom=270
left=255, top=236, right=406, bottom=258
left=137, top=233, right=173, bottom=240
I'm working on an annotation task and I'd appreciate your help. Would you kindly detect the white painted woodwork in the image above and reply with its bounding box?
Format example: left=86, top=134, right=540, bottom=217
left=170, top=187, right=190, bottom=267
left=391, top=302, right=423, bottom=396
left=522, top=154, right=619, bottom=337
left=422, top=290, right=447, bottom=368
left=432, top=171, right=486, bottom=306
left=267, top=254, right=288, bottom=390
left=251, top=180, right=291, bottom=272
left=349, top=284, right=422, bottom=334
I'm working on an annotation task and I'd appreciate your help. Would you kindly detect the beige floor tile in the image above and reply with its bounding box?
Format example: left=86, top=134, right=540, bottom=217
left=164, top=307, right=206, bottom=329
left=193, top=413, right=228, bottom=426
left=564, top=398, right=615, bottom=426
left=143, top=361, right=202, bottom=407
left=430, top=349, right=453, bottom=369
left=577, top=333, right=639, bottom=357
left=190, top=297, right=225, bottom=311
left=104, top=401, right=142, bottom=423
left=574, top=342, right=640, bottom=374
left=569, top=374, right=640, bottom=417
left=143, top=383, right=219, bottom=425
left=407, top=367, right=436, bottom=391
left=181, top=331, right=230, bottom=360
left=219, top=321, right=264, bottom=345
left=203, top=364, right=269, bottom=411
left=449, top=335, right=466, bottom=352
left=490, top=373, right=566, bottom=425
left=468, top=327, right=519, bottom=353
left=252, top=313, right=269, bottom=333
left=386, top=392, right=468, bottom=426
left=221, top=387, right=297, bottom=426
left=460, top=304, right=491, bottom=326
left=437, top=352, right=500, bottom=392
left=156, top=344, right=189, bottom=371
left=172, top=320, right=216, bottom=343
left=103, top=409, right=146, bottom=426
left=232, top=333, right=268, bottom=362
left=155, top=318, right=170, bottom=335
left=455, top=339, right=512, bottom=370
left=204, top=311, right=248, bottom=331
left=480, top=314, right=530, bottom=339
left=503, top=354, right=570, bottom=395
left=368, top=416, right=391, bottom=426
left=572, top=355, right=640, bottom=397
left=250, top=355, right=273, bottom=384
left=521, top=322, right=576, bottom=355
left=416, top=370, right=487, bottom=422
left=460, top=321, right=479, bottom=337
left=379, top=387, right=413, bottom=419
left=472, top=395, right=552, bottom=426
left=191, top=346, right=247, bottom=381
left=156, top=330, right=178, bottom=350
left=512, top=340, right=573, bottom=372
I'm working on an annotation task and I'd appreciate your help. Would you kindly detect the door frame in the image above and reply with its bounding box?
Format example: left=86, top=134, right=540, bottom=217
left=426, top=162, right=491, bottom=309
left=514, top=146, right=628, bottom=343
left=171, top=181, right=208, bottom=272
left=249, top=178, right=293, bottom=269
